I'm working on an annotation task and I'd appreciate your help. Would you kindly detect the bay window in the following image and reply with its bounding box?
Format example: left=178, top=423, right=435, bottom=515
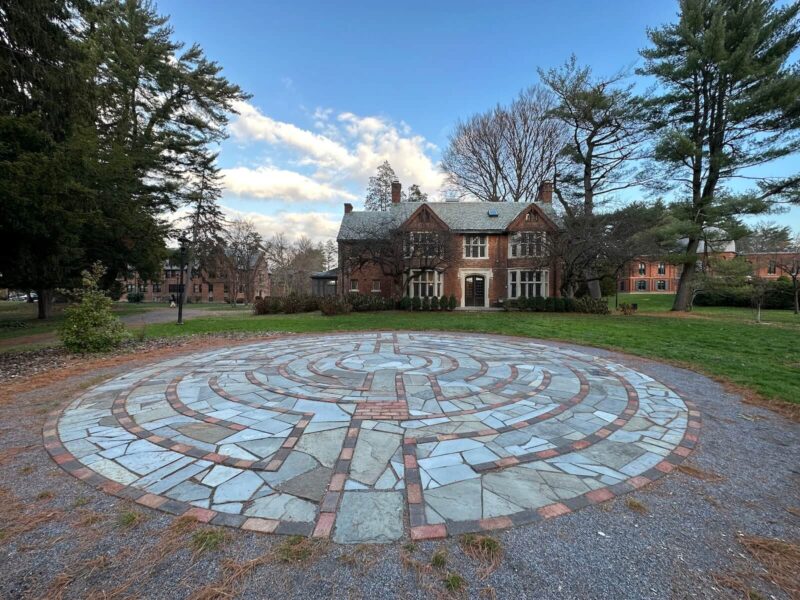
left=407, top=270, right=443, bottom=298
left=508, top=270, right=548, bottom=298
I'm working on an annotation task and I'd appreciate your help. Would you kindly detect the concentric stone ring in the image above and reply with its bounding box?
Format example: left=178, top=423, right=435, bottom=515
left=44, top=332, right=700, bottom=543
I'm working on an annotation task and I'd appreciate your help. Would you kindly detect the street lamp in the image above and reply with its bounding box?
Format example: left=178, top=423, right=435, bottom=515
left=177, top=235, right=188, bottom=325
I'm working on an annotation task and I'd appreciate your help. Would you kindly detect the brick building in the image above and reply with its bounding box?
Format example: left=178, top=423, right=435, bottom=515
left=119, top=254, right=270, bottom=304
left=622, top=241, right=798, bottom=293
left=336, top=182, right=561, bottom=308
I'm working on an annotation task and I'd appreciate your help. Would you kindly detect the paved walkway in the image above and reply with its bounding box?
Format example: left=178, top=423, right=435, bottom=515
left=46, top=332, right=698, bottom=543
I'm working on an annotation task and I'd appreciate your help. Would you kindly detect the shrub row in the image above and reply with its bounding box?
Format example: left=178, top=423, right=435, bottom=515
left=398, top=295, right=458, bottom=311
left=694, top=279, right=795, bottom=309
left=503, top=296, right=610, bottom=314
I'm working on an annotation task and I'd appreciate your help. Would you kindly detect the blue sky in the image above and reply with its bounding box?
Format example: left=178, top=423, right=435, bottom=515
left=160, top=0, right=800, bottom=242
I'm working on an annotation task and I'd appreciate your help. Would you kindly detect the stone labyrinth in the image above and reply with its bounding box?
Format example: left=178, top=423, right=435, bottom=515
left=45, top=333, right=700, bottom=543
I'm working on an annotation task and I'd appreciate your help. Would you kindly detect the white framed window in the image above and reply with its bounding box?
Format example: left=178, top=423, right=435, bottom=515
left=464, top=234, right=487, bottom=258
left=349, top=279, right=359, bottom=293
left=638, top=262, right=647, bottom=276
left=657, top=262, right=666, bottom=275
left=371, top=279, right=381, bottom=293
left=407, top=270, right=442, bottom=298
left=508, top=270, right=548, bottom=298
left=656, top=280, right=667, bottom=290
left=767, top=260, right=776, bottom=274
left=509, top=232, right=545, bottom=258
left=636, top=280, right=647, bottom=291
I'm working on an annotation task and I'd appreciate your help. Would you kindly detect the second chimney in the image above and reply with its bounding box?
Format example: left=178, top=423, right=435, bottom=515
left=344, top=203, right=353, bottom=214
left=536, top=181, right=553, bottom=203
left=391, top=179, right=402, bottom=204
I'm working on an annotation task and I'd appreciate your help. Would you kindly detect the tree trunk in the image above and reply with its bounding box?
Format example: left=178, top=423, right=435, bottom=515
left=794, top=278, right=799, bottom=315
left=585, top=270, right=602, bottom=300
left=36, top=288, right=53, bottom=319
left=672, top=237, right=701, bottom=311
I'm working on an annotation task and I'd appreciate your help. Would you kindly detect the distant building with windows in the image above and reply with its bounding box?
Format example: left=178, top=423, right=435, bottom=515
left=119, top=254, right=270, bottom=303
left=622, top=238, right=798, bottom=293
left=335, top=181, right=561, bottom=307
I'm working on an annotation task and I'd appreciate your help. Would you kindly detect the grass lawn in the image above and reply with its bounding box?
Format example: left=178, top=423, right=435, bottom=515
left=140, top=293, right=799, bottom=406
left=3, top=294, right=797, bottom=406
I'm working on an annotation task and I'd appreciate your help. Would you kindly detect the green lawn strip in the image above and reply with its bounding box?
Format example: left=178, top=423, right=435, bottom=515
left=143, top=310, right=799, bottom=405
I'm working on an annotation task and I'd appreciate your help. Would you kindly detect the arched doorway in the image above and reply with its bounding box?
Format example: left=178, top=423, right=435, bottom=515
left=464, top=275, right=485, bottom=307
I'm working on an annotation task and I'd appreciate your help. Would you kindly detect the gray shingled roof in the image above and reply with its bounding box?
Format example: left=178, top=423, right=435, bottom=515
left=337, top=201, right=560, bottom=241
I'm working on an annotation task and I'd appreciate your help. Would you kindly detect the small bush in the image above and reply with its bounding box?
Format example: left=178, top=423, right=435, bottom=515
left=60, top=263, right=130, bottom=353
left=532, top=296, right=546, bottom=311
left=252, top=294, right=318, bottom=315
left=448, top=294, right=457, bottom=311
left=544, top=297, right=556, bottom=312
left=440, top=295, right=449, bottom=311
left=573, top=297, right=610, bottom=314
left=318, top=296, right=352, bottom=316
left=399, top=296, right=412, bottom=310
left=252, top=296, right=283, bottom=314
left=349, top=293, right=392, bottom=312
left=126, top=291, right=144, bottom=303
left=430, top=295, right=440, bottom=310
left=411, top=296, right=422, bottom=311
left=421, top=296, right=431, bottom=311
left=617, top=302, right=637, bottom=315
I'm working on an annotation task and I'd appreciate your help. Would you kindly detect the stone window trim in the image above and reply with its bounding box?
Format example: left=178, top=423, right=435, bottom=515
left=349, top=279, right=359, bottom=293
left=507, top=268, right=549, bottom=299
left=405, top=270, right=443, bottom=298
left=657, top=262, right=666, bottom=275
left=636, top=280, right=648, bottom=291
left=371, top=279, right=381, bottom=293
left=463, top=234, right=487, bottom=259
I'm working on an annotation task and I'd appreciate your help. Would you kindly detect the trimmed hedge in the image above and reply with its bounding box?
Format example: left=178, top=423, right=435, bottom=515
left=694, top=280, right=794, bottom=309
left=504, top=296, right=609, bottom=315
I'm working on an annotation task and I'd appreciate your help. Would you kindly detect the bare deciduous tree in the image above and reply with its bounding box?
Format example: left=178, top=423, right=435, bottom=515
left=221, top=218, right=263, bottom=305
left=441, top=86, right=565, bottom=203
left=340, top=216, right=455, bottom=297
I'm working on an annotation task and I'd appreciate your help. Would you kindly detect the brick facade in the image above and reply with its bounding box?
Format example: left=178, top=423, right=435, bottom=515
left=337, top=183, right=561, bottom=308
left=119, top=256, right=270, bottom=304
left=622, top=250, right=798, bottom=293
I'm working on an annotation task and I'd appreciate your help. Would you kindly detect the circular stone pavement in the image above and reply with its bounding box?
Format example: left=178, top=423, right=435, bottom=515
left=44, top=332, right=700, bottom=543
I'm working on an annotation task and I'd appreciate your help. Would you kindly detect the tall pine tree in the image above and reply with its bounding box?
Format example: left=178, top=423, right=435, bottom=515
left=365, top=161, right=403, bottom=211
left=83, top=0, right=249, bottom=286
left=0, top=0, right=93, bottom=318
left=640, top=0, right=800, bottom=311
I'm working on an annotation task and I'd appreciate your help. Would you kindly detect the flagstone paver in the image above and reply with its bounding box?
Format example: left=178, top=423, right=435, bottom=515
left=45, top=332, right=699, bottom=543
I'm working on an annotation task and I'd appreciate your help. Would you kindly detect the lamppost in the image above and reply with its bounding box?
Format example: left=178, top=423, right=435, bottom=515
left=177, top=235, right=188, bottom=325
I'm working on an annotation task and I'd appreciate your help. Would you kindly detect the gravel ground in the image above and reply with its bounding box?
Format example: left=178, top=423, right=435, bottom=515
left=0, top=336, right=797, bottom=600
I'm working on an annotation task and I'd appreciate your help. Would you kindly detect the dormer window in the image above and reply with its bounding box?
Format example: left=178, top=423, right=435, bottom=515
left=419, top=210, right=430, bottom=223
left=525, top=211, right=538, bottom=222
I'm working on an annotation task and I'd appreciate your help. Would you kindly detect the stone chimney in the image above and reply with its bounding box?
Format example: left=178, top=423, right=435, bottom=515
left=391, top=179, right=402, bottom=204
left=344, top=203, right=353, bottom=214
left=536, top=181, right=553, bottom=203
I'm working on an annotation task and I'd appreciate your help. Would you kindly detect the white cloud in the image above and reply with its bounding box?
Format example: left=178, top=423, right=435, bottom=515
left=230, top=101, right=354, bottom=170
left=220, top=205, right=340, bottom=244
left=222, top=166, right=357, bottom=203
left=227, top=101, right=446, bottom=200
